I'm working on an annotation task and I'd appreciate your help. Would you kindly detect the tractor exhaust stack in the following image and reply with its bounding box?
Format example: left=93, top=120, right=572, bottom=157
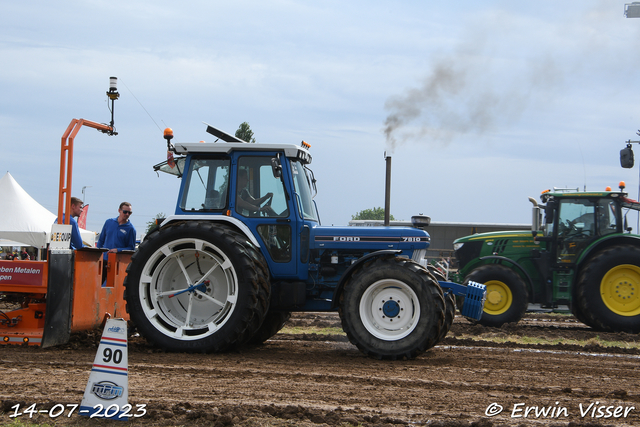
left=384, top=153, right=391, bottom=226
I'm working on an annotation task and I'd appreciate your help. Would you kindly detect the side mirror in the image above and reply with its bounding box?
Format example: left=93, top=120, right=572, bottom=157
left=545, top=201, right=556, bottom=225
left=271, top=156, right=282, bottom=178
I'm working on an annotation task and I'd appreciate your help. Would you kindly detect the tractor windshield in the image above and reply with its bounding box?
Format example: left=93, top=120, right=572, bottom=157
left=290, top=160, right=319, bottom=222
left=180, top=158, right=230, bottom=211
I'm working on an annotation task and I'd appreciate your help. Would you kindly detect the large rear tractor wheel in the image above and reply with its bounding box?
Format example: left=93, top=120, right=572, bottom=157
left=124, top=221, right=270, bottom=352
left=231, top=251, right=272, bottom=349
left=466, top=264, right=528, bottom=327
left=576, top=245, right=640, bottom=333
left=427, top=265, right=456, bottom=342
left=570, top=298, right=600, bottom=330
left=339, top=257, right=445, bottom=360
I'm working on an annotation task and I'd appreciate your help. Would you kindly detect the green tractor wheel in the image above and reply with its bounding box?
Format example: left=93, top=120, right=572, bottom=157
left=465, top=264, right=528, bottom=327
left=577, top=245, right=640, bottom=333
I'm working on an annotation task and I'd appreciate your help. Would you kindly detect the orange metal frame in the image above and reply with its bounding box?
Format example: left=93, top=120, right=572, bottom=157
left=58, top=119, right=114, bottom=224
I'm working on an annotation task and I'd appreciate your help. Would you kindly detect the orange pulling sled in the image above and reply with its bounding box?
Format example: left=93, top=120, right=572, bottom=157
left=0, top=77, right=130, bottom=347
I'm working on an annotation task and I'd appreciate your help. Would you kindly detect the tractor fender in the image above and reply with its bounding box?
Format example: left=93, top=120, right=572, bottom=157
left=477, top=255, right=534, bottom=291
left=576, top=234, right=640, bottom=266
left=330, top=249, right=401, bottom=309
left=157, top=214, right=261, bottom=247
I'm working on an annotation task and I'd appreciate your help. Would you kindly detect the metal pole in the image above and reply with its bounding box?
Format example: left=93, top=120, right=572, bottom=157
left=384, top=154, right=391, bottom=226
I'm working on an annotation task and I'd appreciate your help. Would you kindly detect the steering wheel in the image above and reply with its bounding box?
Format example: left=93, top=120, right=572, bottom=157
left=259, top=194, right=274, bottom=217
left=564, top=219, right=592, bottom=240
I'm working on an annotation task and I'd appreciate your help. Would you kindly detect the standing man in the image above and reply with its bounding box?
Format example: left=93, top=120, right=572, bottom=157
left=97, top=202, right=137, bottom=258
left=55, top=196, right=85, bottom=250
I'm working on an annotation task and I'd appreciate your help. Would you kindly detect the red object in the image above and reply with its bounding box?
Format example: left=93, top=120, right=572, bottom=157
left=78, top=204, right=88, bottom=229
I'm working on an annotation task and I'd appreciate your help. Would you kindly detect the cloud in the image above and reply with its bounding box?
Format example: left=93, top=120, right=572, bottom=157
left=380, top=3, right=636, bottom=153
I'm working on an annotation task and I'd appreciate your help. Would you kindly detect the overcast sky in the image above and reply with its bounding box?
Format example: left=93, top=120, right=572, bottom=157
left=3, top=1, right=640, bottom=237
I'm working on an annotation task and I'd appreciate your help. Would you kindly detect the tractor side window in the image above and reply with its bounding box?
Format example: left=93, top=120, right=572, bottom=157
left=236, top=157, right=289, bottom=218
left=181, top=158, right=230, bottom=211
left=597, top=200, right=618, bottom=236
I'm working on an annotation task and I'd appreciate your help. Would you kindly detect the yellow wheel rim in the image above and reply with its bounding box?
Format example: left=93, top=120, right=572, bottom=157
left=600, top=264, right=640, bottom=317
left=483, top=280, right=513, bottom=316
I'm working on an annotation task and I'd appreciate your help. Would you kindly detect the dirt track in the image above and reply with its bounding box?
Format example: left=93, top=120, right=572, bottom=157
left=1, top=312, right=640, bottom=426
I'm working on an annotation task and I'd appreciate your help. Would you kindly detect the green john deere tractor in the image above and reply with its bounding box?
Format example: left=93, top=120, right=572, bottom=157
left=453, top=182, right=640, bottom=332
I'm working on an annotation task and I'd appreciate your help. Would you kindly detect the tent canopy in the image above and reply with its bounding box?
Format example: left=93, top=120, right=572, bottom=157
left=0, top=172, right=56, bottom=249
left=0, top=238, right=30, bottom=248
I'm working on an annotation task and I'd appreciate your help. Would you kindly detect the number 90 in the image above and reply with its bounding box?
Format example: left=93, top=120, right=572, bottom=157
left=103, top=348, right=123, bottom=364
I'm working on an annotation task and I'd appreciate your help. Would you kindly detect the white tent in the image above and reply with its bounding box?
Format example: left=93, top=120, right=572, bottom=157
left=0, top=172, right=56, bottom=249
left=0, top=173, right=97, bottom=250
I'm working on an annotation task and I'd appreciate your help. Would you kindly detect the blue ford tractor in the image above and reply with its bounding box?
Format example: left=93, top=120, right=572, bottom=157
left=123, top=124, right=485, bottom=360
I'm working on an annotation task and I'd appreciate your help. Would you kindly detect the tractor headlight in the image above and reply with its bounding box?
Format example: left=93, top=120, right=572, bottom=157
left=453, top=242, right=464, bottom=251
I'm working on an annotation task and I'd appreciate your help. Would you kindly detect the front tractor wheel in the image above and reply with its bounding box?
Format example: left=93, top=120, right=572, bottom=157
left=339, top=257, right=445, bottom=360
left=124, top=222, right=269, bottom=352
left=466, top=265, right=528, bottom=327
left=576, top=245, right=640, bottom=333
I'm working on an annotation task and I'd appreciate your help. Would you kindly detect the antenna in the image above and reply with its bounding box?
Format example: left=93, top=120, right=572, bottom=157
left=105, top=77, right=119, bottom=136
left=575, top=140, right=587, bottom=192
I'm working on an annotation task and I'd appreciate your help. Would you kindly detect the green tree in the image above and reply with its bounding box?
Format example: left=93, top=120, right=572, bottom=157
left=351, top=207, right=395, bottom=221
left=145, top=212, right=166, bottom=234
left=235, top=122, right=256, bottom=143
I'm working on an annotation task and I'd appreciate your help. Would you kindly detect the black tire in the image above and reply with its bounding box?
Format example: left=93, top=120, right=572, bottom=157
left=232, top=251, right=272, bottom=348
left=339, top=257, right=445, bottom=360
left=427, top=266, right=456, bottom=342
left=466, top=264, right=528, bottom=327
left=124, top=221, right=270, bottom=352
left=576, top=245, right=640, bottom=333
left=248, top=311, right=292, bottom=345
left=570, top=298, right=600, bottom=330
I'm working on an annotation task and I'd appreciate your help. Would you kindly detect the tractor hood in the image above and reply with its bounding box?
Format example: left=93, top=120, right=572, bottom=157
left=454, top=230, right=536, bottom=271
left=310, top=225, right=430, bottom=251
left=454, top=230, right=533, bottom=245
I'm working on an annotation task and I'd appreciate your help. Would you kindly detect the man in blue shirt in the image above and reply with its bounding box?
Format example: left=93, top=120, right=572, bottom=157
left=55, top=197, right=85, bottom=250
left=97, top=202, right=137, bottom=259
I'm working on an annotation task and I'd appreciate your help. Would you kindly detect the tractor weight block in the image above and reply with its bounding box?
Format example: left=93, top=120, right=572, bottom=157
left=461, top=281, right=486, bottom=321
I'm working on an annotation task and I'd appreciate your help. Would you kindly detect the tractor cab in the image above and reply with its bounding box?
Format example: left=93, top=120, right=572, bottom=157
left=533, top=183, right=640, bottom=265
left=154, top=129, right=318, bottom=279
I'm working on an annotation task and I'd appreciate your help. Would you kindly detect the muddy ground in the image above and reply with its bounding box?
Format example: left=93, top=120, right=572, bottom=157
left=1, top=312, right=640, bottom=427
